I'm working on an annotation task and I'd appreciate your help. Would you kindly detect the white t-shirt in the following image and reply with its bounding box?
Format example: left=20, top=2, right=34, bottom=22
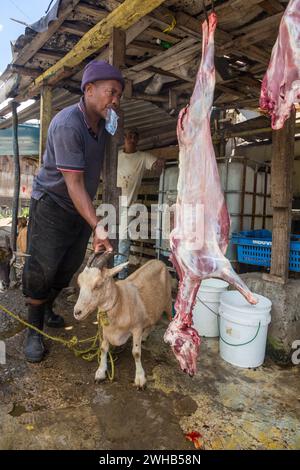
left=117, top=149, right=157, bottom=207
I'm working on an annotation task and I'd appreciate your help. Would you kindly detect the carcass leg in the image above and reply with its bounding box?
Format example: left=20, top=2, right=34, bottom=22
left=164, top=273, right=201, bottom=376
left=217, top=261, right=258, bottom=305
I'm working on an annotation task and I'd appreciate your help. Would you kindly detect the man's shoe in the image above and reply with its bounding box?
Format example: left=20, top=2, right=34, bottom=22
left=24, top=304, right=46, bottom=363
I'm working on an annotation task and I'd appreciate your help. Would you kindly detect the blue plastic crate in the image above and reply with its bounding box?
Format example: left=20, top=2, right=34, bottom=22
left=231, top=230, right=300, bottom=272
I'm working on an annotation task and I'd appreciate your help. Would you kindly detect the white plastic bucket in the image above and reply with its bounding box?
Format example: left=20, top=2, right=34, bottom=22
left=193, top=279, right=229, bottom=337
left=219, top=291, right=271, bottom=368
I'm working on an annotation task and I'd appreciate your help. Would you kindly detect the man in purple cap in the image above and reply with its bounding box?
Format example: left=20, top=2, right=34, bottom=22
left=22, top=60, right=124, bottom=363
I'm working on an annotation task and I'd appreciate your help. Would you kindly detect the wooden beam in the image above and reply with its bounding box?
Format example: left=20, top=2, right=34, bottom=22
left=39, top=86, right=52, bottom=166
left=7, top=64, right=42, bottom=78
left=108, top=28, right=126, bottom=68
left=143, top=27, right=180, bottom=44
left=269, top=109, right=296, bottom=283
left=168, top=89, right=177, bottom=110
left=103, top=27, right=127, bottom=253
left=35, top=50, right=65, bottom=62
left=12, top=0, right=81, bottom=67
left=259, top=0, right=284, bottom=14
left=92, top=16, right=154, bottom=62
left=231, top=11, right=283, bottom=37
left=0, top=75, right=19, bottom=103
left=75, top=4, right=107, bottom=20
left=10, top=101, right=20, bottom=283
left=124, top=37, right=197, bottom=75
left=27, top=0, right=167, bottom=93
left=60, top=20, right=90, bottom=37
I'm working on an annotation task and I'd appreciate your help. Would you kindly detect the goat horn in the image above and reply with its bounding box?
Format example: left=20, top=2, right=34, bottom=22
left=87, top=251, right=114, bottom=269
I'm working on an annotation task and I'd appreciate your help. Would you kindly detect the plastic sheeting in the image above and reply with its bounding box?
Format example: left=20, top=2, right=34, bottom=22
left=29, top=0, right=61, bottom=33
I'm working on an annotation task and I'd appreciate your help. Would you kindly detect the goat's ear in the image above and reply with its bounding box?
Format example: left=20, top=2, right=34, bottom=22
left=105, top=262, right=129, bottom=278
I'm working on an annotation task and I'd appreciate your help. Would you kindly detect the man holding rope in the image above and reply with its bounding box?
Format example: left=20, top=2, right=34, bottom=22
left=23, top=60, right=124, bottom=363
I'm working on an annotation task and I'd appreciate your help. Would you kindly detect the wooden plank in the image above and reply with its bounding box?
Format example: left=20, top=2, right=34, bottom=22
left=39, top=86, right=52, bottom=166
left=35, top=50, right=65, bottom=62
left=259, top=0, right=284, bottom=14
left=60, top=21, right=90, bottom=37
left=125, top=37, right=197, bottom=74
left=143, top=27, right=180, bottom=44
left=103, top=27, right=127, bottom=254
left=76, top=3, right=107, bottom=20
left=27, top=0, right=167, bottom=93
left=10, top=101, right=20, bottom=283
left=269, top=109, right=295, bottom=282
left=168, top=89, right=177, bottom=110
left=271, top=110, right=295, bottom=208
left=231, top=11, right=283, bottom=37
left=71, top=17, right=153, bottom=79
left=109, top=27, right=126, bottom=69
left=13, top=0, right=81, bottom=67
left=7, top=65, right=42, bottom=78
left=0, top=75, right=19, bottom=103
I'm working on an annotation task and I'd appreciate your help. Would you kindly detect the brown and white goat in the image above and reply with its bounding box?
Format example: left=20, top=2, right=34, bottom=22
left=74, top=254, right=172, bottom=387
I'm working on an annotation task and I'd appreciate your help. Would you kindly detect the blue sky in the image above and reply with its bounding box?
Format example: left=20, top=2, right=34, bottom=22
left=0, top=0, right=53, bottom=73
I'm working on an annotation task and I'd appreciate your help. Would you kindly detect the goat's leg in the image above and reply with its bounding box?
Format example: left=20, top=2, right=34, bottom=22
left=132, top=330, right=146, bottom=388
left=95, top=337, right=109, bottom=383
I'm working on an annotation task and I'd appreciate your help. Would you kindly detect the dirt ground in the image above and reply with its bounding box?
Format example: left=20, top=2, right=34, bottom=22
left=0, top=286, right=299, bottom=450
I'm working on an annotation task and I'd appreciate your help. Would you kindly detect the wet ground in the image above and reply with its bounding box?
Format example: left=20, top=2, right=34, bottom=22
left=0, top=287, right=299, bottom=450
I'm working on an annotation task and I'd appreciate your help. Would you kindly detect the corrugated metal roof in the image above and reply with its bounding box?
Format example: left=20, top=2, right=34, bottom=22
left=0, top=124, right=39, bottom=156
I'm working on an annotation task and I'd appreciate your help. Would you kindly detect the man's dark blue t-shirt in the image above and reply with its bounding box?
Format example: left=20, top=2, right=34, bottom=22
left=32, top=99, right=107, bottom=213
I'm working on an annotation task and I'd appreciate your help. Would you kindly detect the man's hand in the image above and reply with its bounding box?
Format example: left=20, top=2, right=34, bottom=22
left=93, top=224, right=113, bottom=253
left=151, top=158, right=165, bottom=174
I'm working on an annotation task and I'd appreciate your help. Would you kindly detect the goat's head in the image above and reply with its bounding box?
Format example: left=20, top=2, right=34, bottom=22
left=0, top=236, right=14, bottom=293
left=73, top=251, right=128, bottom=321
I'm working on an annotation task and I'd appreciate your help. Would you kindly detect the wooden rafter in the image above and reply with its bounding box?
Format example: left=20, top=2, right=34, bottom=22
left=26, top=0, right=167, bottom=95
left=13, top=0, right=81, bottom=67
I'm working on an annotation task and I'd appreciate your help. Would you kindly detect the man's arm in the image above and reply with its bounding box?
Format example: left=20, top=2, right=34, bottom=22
left=62, top=171, right=112, bottom=252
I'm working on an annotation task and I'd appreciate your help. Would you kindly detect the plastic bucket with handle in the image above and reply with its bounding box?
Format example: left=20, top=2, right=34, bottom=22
left=219, top=291, right=271, bottom=368
left=193, top=279, right=229, bottom=337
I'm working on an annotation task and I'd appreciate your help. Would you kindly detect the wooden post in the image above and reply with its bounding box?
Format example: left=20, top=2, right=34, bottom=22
left=266, top=109, right=295, bottom=284
left=10, top=101, right=21, bottom=282
left=102, top=28, right=126, bottom=255
left=108, top=27, right=126, bottom=69
left=39, top=85, right=52, bottom=166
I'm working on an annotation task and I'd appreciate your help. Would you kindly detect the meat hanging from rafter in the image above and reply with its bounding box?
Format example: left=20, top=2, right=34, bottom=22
left=164, top=12, right=257, bottom=377
left=260, top=0, right=300, bottom=130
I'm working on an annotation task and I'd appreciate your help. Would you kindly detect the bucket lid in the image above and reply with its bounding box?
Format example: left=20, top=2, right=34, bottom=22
left=220, top=291, right=271, bottom=315
left=199, top=278, right=229, bottom=292
left=219, top=291, right=271, bottom=326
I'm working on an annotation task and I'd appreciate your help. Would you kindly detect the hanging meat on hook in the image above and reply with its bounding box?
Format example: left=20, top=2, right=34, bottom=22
left=260, top=0, right=300, bottom=130
left=164, top=11, right=257, bottom=376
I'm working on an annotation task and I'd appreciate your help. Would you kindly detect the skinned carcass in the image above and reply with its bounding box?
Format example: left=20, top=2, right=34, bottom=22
left=164, top=12, right=257, bottom=376
left=260, top=0, right=300, bottom=129
left=74, top=253, right=172, bottom=388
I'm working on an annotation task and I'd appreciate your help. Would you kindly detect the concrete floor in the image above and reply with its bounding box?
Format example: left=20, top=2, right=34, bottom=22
left=0, top=287, right=299, bottom=450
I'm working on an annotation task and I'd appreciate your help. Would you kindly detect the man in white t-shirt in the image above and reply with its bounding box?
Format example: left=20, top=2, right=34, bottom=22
left=115, top=128, right=164, bottom=278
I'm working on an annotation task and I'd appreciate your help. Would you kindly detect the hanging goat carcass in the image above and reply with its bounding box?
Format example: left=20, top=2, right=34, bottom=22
left=164, top=12, right=257, bottom=377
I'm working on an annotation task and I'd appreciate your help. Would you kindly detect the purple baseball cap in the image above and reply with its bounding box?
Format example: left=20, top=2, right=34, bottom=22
left=81, top=60, right=125, bottom=92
